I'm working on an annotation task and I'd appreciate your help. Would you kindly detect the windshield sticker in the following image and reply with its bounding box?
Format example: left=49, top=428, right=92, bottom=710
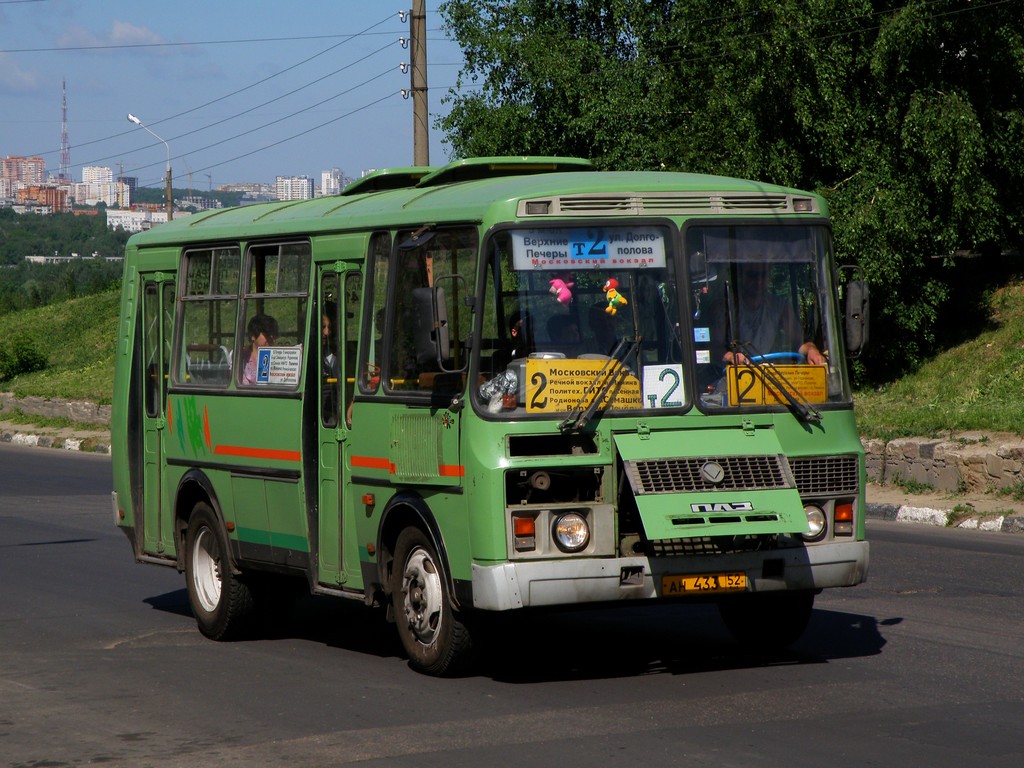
left=254, top=345, right=302, bottom=386
left=695, top=350, right=711, bottom=364
left=726, top=364, right=827, bottom=405
left=642, top=364, right=686, bottom=409
left=525, top=359, right=642, bottom=413
left=693, top=327, right=710, bottom=343
left=511, top=227, right=666, bottom=270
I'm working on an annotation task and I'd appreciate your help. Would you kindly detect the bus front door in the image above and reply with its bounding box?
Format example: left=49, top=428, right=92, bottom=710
left=316, top=268, right=359, bottom=585
left=140, top=277, right=175, bottom=555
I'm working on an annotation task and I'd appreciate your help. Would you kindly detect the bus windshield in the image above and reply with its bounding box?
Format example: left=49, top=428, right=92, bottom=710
left=475, top=221, right=850, bottom=419
left=687, top=224, right=851, bottom=412
left=476, top=224, right=684, bottom=418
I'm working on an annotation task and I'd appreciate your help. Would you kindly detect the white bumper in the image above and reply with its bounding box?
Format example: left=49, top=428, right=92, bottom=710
left=471, top=540, right=869, bottom=610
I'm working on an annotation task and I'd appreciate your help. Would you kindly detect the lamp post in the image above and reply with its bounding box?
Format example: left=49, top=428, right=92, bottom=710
left=127, top=113, right=173, bottom=221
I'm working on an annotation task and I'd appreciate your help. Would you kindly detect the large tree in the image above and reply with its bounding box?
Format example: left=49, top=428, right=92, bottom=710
left=439, top=0, right=1024, bottom=380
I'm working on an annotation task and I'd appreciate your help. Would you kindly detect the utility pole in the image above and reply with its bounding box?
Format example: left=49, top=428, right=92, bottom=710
left=410, top=0, right=429, bottom=166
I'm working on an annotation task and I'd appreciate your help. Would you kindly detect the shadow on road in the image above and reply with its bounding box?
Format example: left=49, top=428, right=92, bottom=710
left=144, top=588, right=887, bottom=682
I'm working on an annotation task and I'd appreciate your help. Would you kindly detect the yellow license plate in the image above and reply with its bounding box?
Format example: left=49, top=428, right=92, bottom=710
left=661, top=572, right=747, bottom=596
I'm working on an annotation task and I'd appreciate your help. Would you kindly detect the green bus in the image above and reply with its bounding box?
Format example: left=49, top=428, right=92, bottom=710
left=112, top=157, right=870, bottom=675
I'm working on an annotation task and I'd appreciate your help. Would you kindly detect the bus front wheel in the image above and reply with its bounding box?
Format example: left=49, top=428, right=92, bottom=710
left=718, top=590, right=815, bottom=651
left=184, top=502, right=253, bottom=640
left=391, top=527, right=472, bottom=676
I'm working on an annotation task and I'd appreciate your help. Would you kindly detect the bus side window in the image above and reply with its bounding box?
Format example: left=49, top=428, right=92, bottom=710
left=238, top=241, right=311, bottom=388
left=177, top=247, right=239, bottom=387
left=385, top=227, right=476, bottom=393
left=360, top=232, right=389, bottom=394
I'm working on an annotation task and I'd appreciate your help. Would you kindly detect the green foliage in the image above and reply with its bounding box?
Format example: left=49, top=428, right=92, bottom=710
left=438, top=0, right=1024, bottom=382
left=0, top=208, right=126, bottom=316
left=131, top=187, right=245, bottom=209
left=0, top=288, right=119, bottom=403
left=0, top=208, right=129, bottom=265
left=0, top=335, right=47, bottom=381
left=854, top=277, right=1024, bottom=439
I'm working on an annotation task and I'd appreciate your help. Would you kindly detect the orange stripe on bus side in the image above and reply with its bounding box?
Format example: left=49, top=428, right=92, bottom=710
left=438, top=464, right=465, bottom=477
left=351, top=455, right=395, bottom=472
left=213, top=445, right=302, bottom=462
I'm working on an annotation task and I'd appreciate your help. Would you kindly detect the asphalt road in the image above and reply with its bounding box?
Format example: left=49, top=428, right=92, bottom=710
left=2, top=443, right=1023, bottom=767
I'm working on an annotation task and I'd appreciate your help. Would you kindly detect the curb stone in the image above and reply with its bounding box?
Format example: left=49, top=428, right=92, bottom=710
left=2, top=420, right=1021, bottom=532
left=866, top=500, right=1024, bottom=534
left=0, top=429, right=111, bottom=455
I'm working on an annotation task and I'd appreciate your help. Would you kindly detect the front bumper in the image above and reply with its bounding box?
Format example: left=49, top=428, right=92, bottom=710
left=471, top=539, right=869, bottom=611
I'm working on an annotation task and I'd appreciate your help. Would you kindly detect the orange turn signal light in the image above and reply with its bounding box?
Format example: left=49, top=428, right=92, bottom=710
left=513, top=516, right=536, bottom=537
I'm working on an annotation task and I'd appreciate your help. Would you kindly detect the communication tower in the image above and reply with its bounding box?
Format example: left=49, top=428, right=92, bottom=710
left=59, top=79, right=71, bottom=182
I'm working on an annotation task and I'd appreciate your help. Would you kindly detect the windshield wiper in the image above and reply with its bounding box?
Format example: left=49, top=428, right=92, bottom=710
left=559, top=337, right=639, bottom=433
left=733, top=341, right=822, bottom=423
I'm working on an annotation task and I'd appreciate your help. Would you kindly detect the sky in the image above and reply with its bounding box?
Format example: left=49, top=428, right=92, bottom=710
left=0, top=0, right=466, bottom=189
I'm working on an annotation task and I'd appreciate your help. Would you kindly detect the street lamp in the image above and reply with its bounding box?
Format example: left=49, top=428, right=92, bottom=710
left=127, top=112, right=173, bottom=221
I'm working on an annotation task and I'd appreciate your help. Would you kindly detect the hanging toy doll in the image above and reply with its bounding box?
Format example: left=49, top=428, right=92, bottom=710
left=548, top=274, right=574, bottom=305
left=602, top=277, right=628, bottom=315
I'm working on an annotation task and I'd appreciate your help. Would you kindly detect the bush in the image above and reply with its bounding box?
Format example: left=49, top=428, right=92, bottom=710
left=0, top=336, right=48, bottom=381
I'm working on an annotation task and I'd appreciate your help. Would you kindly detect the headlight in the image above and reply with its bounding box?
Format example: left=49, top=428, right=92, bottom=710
left=801, top=505, right=827, bottom=542
left=552, top=512, right=590, bottom=553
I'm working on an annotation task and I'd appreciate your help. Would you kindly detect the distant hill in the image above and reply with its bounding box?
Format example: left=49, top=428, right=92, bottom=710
left=0, top=288, right=118, bottom=404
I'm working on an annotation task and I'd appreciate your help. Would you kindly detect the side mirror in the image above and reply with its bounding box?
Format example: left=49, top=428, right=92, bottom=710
left=844, top=279, right=869, bottom=356
left=412, top=286, right=450, bottom=366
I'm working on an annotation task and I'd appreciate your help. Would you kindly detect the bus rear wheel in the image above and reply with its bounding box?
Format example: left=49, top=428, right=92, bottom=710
left=718, top=590, right=815, bottom=652
left=184, top=502, right=253, bottom=640
left=391, top=527, right=472, bottom=676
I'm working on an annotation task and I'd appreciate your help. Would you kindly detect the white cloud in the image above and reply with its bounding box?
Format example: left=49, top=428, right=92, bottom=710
left=0, top=53, right=41, bottom=94
left=56, top=20, right=168, bottom=53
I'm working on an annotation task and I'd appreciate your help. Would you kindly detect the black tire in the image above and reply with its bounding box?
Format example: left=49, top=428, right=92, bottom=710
left=391, top=527, right=473, bottom=676
left=718, top=590, right=815, bottom=651
left=184, top=502, right=253, bottom=640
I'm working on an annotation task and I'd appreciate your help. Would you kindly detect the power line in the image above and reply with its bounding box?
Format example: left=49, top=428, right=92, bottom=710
left=1, top=29, right=404, bottom=54
left=27, top=13, right=397, bottom=160
left=81, top=40, right=397, bottom=173
left=127, top=67, right=399, bottom=184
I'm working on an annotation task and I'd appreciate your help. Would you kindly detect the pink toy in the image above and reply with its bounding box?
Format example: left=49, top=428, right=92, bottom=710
left=549, top=277, right=574, bottom=305
left=602, top=277, right=628, bottom=315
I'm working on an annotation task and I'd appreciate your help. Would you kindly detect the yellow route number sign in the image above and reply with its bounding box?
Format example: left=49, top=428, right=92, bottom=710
left=525, top=359, right=642, bottom=413
left=726, top=364, right=828, bottom=406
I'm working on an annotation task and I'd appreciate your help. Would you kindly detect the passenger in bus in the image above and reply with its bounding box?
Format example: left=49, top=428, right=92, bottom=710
left=721, top=263, right=825, bottom=365
left=241, top=313, right=279, bottom=384
left=321, top=304, right=339, bottom=423
left=508, top=309, right=534, bottom=359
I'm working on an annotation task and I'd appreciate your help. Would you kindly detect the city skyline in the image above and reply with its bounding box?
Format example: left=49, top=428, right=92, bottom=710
left=0, top=1, right=464, bottom=190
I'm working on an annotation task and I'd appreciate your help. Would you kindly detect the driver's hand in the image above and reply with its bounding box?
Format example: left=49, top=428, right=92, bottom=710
left=723, top=350, right=750, bottom=365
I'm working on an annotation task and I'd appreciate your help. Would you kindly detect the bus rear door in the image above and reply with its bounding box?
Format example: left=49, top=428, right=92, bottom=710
left=140, top=275, right=175, bottom=555
left=316, top=266, right=360, bottom=586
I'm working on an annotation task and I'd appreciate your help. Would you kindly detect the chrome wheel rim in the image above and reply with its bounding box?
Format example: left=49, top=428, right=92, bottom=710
left=191, top=527, right=222, bottom=613
left=401, top=546, right=443, bottom=644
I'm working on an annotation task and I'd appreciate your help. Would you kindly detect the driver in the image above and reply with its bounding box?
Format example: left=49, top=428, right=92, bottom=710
left=722, top=263, right=825, bottom=365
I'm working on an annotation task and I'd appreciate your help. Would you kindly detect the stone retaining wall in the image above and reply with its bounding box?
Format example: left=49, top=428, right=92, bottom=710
left=864, top=432, right=1024, bottom=493
left=0, top=393, right=111, bottom=426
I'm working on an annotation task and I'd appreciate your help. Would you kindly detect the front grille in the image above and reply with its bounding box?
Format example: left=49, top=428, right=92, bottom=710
left=624, top=455, right=792, bottom=495
left=789, top=455, right=860, bottom=496
left=648, top=534, right=777, bottom=557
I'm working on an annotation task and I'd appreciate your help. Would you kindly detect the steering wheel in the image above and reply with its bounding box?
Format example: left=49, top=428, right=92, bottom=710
left=749, top=351, right=806, bottom=363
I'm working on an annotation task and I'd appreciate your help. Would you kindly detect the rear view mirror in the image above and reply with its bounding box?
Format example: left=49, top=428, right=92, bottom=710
left=844, top=279, right=869, bottom=356
left=412, top=286, right=451, bottom=366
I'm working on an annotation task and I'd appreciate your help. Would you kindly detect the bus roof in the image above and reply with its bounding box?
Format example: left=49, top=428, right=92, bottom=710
left=126, top=156, right=825, bottom=249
